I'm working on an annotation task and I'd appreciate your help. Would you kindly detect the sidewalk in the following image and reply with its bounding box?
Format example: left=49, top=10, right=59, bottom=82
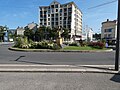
left=0, top=64, right=119, bottom=74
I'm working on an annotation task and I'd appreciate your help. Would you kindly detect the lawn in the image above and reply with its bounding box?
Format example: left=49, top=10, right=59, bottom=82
left=63, top=46, right=109, bottom=50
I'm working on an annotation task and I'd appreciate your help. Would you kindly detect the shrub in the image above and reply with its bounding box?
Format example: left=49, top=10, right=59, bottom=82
left=14, top=37, right=22, bottom=48
left=14, top=38, right=61, bottom=50
left=88, top=42, right=105, bottom=49
left=21, top=37, right=29, bottom=49
left=69, top=42, right=78, bottom=46
left=80, top=41, right=87, bottom=47
left=52, top=43, right=61, bottom=50
left=29, top=41, right=55, bottom=49
left=14, top=37, right=29, bottom=49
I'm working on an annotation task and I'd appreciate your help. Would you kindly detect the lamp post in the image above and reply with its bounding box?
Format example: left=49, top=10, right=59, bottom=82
left=115, top=0, right=120, bottom=71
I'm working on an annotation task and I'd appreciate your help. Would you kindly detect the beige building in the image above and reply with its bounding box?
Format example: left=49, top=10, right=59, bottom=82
left=39, top=0, right=82, bottom=41
left=16, top=27, right=25, bottom=36
left=27, top=22, right=38, bottom=30
left=101, top=19, right=117, bottom=41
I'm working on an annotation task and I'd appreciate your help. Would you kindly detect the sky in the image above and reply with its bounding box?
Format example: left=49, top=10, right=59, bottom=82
left=0, top=0, right=118, bottom=33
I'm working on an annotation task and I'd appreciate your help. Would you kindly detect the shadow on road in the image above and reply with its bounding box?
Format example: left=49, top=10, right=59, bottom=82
left=17, top=60, right=52, bottom=65
left=110, top=71, right=120, bottom=83
left=15, top=56, right=26, bottom=61
left=13, top=56, right=52, bottom=65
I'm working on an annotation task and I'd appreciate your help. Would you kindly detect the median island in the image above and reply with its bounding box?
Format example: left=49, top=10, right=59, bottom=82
left=9, top=37, right=112, bottom=52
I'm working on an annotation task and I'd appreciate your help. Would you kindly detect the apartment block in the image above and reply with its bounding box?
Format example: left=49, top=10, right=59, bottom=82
left=101, top=19, right=117, bottom=41
left=39, top=0, right=82, bottom=41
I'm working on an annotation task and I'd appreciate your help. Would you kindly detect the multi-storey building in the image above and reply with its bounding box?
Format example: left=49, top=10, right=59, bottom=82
left=39, top=0, right=82, bottom=42
left=101, top=19, right=117, bottom=42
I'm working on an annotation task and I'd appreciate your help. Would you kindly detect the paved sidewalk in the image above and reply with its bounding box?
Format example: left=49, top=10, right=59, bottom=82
left=0, top=64, right=119, bottom=74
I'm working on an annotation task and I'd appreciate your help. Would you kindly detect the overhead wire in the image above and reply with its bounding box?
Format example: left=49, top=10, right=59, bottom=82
left=88, top=0, right=117, bottom=9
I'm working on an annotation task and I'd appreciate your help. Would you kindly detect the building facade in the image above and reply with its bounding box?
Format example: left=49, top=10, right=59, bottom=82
left=16, top=27, right=25, bottom=36
left=27, top=22, right=38, bottom=30
left=82, top=26, right=94, bottom=42
left=39, top=0, right=82, bottom=41
left=101, top=19, right=117, bottom=42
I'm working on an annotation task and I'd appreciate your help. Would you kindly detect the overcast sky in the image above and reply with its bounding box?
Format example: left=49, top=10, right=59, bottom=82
left=0, top=0, right=118, bottom=33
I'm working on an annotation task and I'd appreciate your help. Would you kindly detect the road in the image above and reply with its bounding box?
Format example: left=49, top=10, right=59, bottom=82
left=0, top=72, right=119, bottom=90
left=0, top=44, right=118, bottom=65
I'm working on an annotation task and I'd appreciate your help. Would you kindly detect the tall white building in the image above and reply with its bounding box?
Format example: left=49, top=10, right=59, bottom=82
left=39, top=0, right=82, bottom=41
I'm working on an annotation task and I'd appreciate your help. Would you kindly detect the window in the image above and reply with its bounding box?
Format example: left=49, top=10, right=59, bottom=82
left=104, top=28, right=112, bottom=32
left=51, top=5, right=54, bottom=8
left=56, top=9, right=58, bottom=12
left=60, top=17, right=62, bottom=20
left=48, top=22, right=50, bottom=25
left=60, top=9, right=62, bottom=13
left=60, top=21, right=62, bottom=24
left=55, top=4, right=58, bottom=8
left=60, top=13, right=62, bottom=16
left=48, top=10, right=50, bottom=14
left=56, top=22, right=58, bottom=25
left=108, top=29, right=112, bottom=32
left=64, top=8, right=67, bottom=12
left=108, top=34, right=112, bottom=38
left=48, top=18, right=50, bottom=21
left=56, top=13, right=58, bottom=17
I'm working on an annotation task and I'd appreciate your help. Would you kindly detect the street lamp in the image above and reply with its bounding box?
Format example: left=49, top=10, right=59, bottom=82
left=115, top=0, right=120, bottom=71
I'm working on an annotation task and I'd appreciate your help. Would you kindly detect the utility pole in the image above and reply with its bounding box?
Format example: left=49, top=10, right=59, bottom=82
left=115, top=0, right=120, bottom=71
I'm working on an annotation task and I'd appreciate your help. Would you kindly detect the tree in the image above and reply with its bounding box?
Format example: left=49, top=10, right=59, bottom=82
left=35, top=27, right=44, bottom=41
left=50, top=27, right=59, bottom=40
left=24, top=26, right=34, bottom=41
left=93, top=33, right=101, bottom=40
left=61, top=28, right=69, bottom=41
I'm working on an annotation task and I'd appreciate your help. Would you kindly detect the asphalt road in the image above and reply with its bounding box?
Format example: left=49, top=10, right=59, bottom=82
left=0, top=44, right=118, bottom=65
left=0, top=72, right=120, bottom=90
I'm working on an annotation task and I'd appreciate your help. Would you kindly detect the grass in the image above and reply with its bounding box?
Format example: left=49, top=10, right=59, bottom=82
left=10, top=46, right=110, bottom=52
left=63, top=46, right=109, bottom=50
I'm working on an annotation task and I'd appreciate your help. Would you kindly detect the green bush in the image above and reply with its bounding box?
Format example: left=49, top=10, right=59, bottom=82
left=14, top=38, right=61, bottom=50
left=21, top=37, right=29, bottom=49
left=14, top=37, right=29, bottom=49
left=69, top=42, right=78, bottom=46
left=52, top=43, right=61, bottom=50
left=14, top=37, right=22, bottom=48
left=29, top=41, right=54, bottom=49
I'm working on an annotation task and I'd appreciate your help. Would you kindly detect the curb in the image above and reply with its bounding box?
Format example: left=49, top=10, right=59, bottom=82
left=8, top=47, right=113, bottom=53
left=0, top=64, right=119, bottom=74
left=0, top=69, right=119, bottom=74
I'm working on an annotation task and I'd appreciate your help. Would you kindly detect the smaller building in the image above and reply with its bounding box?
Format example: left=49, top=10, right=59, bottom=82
left=16, top=27, right=25, bottom=36
left=101, top=19, right=117, bottom=42
left=4, top=31, right=8, bottom=42
left=82, top=26, right=94, bottom=42
left=8, top=29, right=16, bottom=42
left=27, top=22, right=38, bottom=30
